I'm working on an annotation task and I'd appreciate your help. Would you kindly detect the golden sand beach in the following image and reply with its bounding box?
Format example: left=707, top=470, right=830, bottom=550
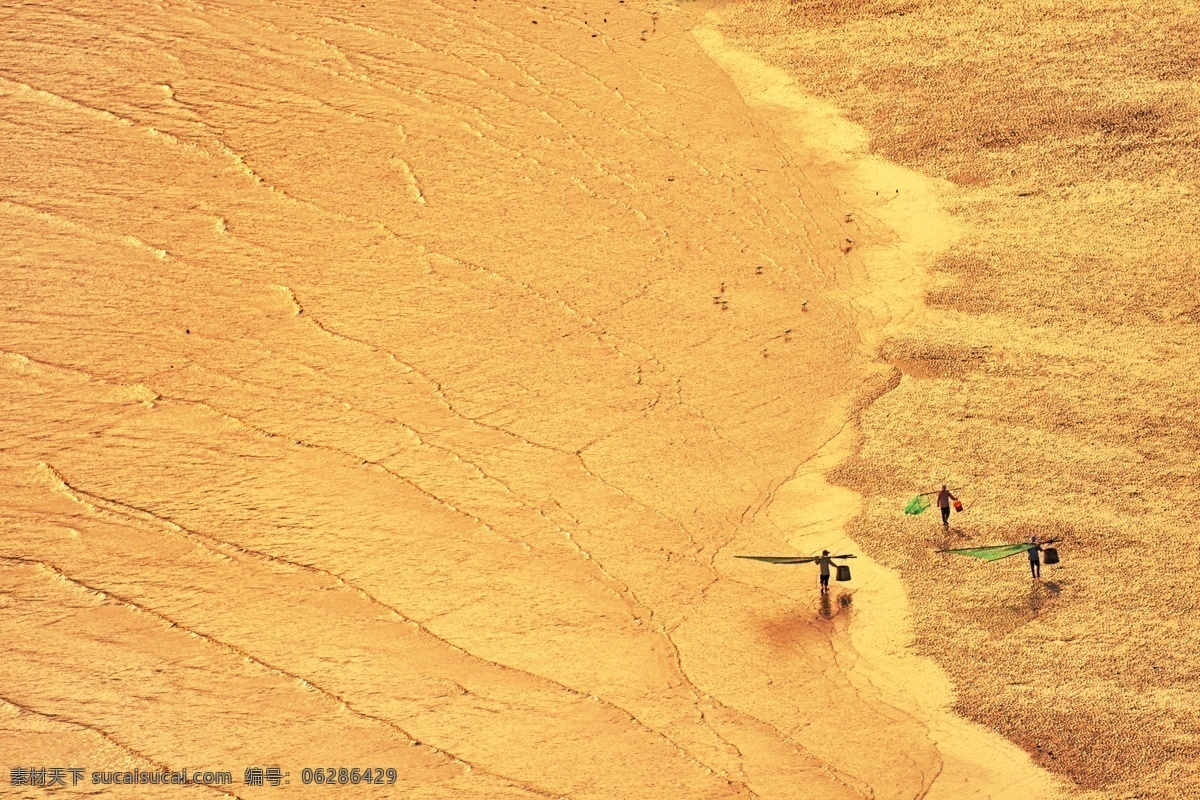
left=0, top=0, right=1186, bottom=797
left=713, top=1, right=1200, bottom=797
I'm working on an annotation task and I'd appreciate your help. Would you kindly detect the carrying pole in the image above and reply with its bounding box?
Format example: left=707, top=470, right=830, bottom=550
left=918, top=486, right=963, bottom=496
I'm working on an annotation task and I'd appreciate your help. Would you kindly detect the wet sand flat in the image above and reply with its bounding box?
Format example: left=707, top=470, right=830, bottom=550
left=2, top=1, right=1075, bottom=798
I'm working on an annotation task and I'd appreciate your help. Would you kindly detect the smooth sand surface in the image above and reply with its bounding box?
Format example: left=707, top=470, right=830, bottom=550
left=0, top=1, right=1108, bottom=798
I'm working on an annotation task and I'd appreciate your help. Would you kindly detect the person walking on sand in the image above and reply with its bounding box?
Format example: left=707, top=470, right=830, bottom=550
left=817, top=550, right=833, bottom=594
left=936, top=485, right=957, bottom=527
left=1028, top=536, right=1042, bottom=579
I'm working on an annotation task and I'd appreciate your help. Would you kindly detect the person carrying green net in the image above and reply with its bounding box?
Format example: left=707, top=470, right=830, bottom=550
left=1028, top=536, right=1043, bottom=579
left=935, top=485, right=958, bottom=527
left=817, top=550, right=834, bottom=594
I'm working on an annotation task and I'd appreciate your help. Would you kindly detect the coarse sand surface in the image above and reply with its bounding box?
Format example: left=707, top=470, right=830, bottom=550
left=715, top=1, right=1200, bottom=798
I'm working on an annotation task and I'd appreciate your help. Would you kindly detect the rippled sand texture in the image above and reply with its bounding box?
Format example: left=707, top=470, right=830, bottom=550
left=1, top=1, right=1071, bottom=798
left=715, top=1, right=1200, bottom=798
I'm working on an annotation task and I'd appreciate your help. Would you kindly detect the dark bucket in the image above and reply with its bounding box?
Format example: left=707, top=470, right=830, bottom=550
left=1043, top=547, right=1060, bottom=565
left=836, top=564, right=852, bottom=582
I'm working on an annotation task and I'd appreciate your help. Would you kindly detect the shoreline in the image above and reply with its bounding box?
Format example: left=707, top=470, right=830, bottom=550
left=702, top=1, right=1200, bottom=794
left=691, top=12, right=1068, bottom=798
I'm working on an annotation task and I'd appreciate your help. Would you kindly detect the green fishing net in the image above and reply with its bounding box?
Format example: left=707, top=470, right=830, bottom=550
left=736, top=555, right=818, bottom=564
left=904, top=495, right=931, bottom=515
left=940, top=543, right=1033, bottom=562
left=735, top=555, right=857, bottom=564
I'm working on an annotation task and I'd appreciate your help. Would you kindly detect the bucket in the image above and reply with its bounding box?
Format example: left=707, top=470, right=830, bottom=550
left=953, top=500, right=964, bottom=512
left=1043, top=547, right=1059, bottom=565
left=836, top=564, right=852, bottom=582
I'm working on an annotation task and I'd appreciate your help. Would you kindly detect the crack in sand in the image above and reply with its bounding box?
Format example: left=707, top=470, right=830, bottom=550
left=0, top=557, right=564, bottom=800
left=26, top=449, right=864, bottom=797
left=0, top=692, right=244, bottom=800
left=25, top=464, right=766, bottom=795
